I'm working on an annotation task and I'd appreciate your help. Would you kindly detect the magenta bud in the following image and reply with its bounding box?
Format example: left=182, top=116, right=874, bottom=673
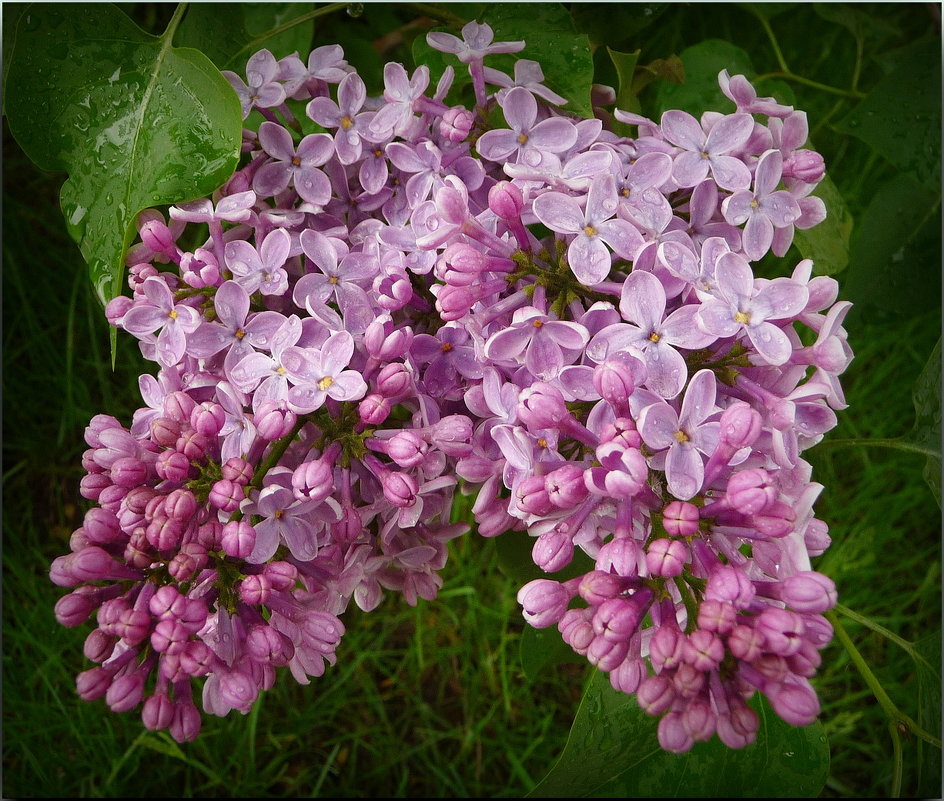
left=431, top=415, right=473, bottom=456
left=439, top=105, right=474, bottom=141
left=246, top=624, right=294, bottom=665
left=179, top=640, right=213, bottom=677
left=728, top=623, right=764, bottom=662
left=80, top=472, right=113, bottom=501
left=170, top=701, right=202, bottom=743
left=105, top=295, right=134, bottom=326
left=662, top=501, right=700, bottom=537
left=239, top=573, right=272, bottom=605
left=545, top=464, right=589, bottom=508
left=593, top=597, right=645, bottom=641
left=672, top=663, right=706, bottom=697
left=125, top=486, right=157, bottom=515
left=83, top=508, right=121, bottom=544
left=382, top=471, right=418, bottom=507
left=587, top=633, right=630, bottom=671
left=156, top=449, right=191, bottom=483
left=139, top=218, right=176, bottom=254
left=146, top=516, right=183, bottom=552
left=364, top=319, right=413, bottom=360
left=751, top=501, right=795, bottom=538
left=110, top=456, right=149, bottom=488
left=637, top=675, right=675, bottom=716
left=55, top=591, right=97, bottom=627
left=149, top=585, right=182, bottom=619
left=781, top=571, right=837, bottom=613
left=515, top=474, right=553, bottom=516
left=221, top=457, right=253, bottom=485
left=517, top=382, right=569, bottom=428
left=151, top=618, right=189, bottom=654
left=190, top=402, right=225, bottom=436
left=165, top=488, right=198, bottom=521
left=375, top=362, right=412, bottom=398
left=683, top=699, right=717, bottom=742
left=578, top=570, right=627, bottom=605
left=197, top=519, right=223, bottom=550
left=718, top=401, right=763, bottom=451
left=209, top=479, right=243, bottom=512
left=375, top=271, right=413, bottom=310
left=609, top=657, right=646, bottom=695
left=292, top=458, right=334, bottom=502
left=163, top=391, right=196, bottom=423
left=263, top=561, right=298, bottom=591
left=769, top=679, right=820, bottom=726
left=558, top=608, right=595, bottom=654
left=658, top=712, right=694, bottom=753
left=595, top=537, right=640, bottom=577
left=488, top=180, right=524, bottom=220
left=593, top=353, right=645, bottom=412
left=255, top=403, right=297, bottom=441
left=176, top=430, right=210, bottom=461
left=84, top=629, right=116, bottom=663
left=98, top=484, right=129, bottom=512
left=783, top=149, right=825, bottom=183
left=75, top=546, right=139, bottom=582
left=359, top=394, right=390, bottom=425
left=531, top=528, right=574, bottom=572
left=717, top=700, right=759, bottom=749
left=168, top=543, right=208, bottom=582
left=646, top=538, right=689, bottom=577
left=76, top=667, right=112, bottom=701
left=150, top=417, right=181, bottom=448
left=221, top=520, right=256, bottom=559
left=435, top=284, right=474, bottom=321
left=755, top=607, right=805, bottom=656
left=106, top=671, right=146, bottom=712
left=115, top=608, right=151, bottom=645
left=705, top=565, right=756, bottom=609
left=649, top=625, right=685, bottom=671
left=727, top=468, right=777, bottom=515
left=385, top=431, right=428, bottom=468
left=683, top=629, right=724, bottom=671
left=142, top=692, right=175, bottom=731
left=696, top=599, right=737, bottom=635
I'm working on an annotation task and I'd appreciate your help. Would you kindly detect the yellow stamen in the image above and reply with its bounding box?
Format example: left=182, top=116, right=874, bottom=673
left=583, top=224, right=597, bottom=237
left=441, top=342, right=453, bottom=352
left=517, top=133, right=529, bottom=144
left=533, top=319, right=544, bottom=328
left=168, top=309, right=178, bottom=320
left=276, top=366, right=287, bottom=375
left=340, top=116, right=354, bottom=130
left=734, top=311, right=751, bottom=325
left=536, top=438, right=548, bottom=448
left=329, top=276, right=339, bottom=284
left=318, top=376, right=334, bottom=391
left=234, top=328, right=246, bottom=340
left=649, top=332, right=660, bottom=343
left=674, top=430, right=689, bottom=443
left=291, top=156, right=302, bottom=167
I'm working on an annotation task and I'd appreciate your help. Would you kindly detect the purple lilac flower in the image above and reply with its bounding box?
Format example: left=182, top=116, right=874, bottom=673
left=121, top=277, right=201, bottom=368
left=253, top=123, right=334, bottom=206
left=660, top=110, right=754, bottom=191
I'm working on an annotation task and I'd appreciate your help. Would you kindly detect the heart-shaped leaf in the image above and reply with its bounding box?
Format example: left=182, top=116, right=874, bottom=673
left=5, top=3, right=242, bottom=306
left=793, top=174, right=853, bottom=275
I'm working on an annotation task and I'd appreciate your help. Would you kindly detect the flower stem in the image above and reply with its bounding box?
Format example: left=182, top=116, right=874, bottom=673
left=227, top=3, right=349, bottom=66
left=826, top=610, right=942, bottom=749
left=754, top=71, right=866, bottom=100
left=815, top=437, right=937, bottom=457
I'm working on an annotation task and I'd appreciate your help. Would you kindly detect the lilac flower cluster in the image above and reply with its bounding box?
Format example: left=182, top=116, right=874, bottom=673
left=52, top=23, right=851, bottom=752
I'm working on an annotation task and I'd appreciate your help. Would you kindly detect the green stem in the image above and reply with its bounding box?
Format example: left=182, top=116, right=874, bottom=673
left=755, top=13, right=790, bottom=73
left=833, top=604, right=929, bottom=665
left=826, top=610, right=942, bottom=749
left=815, top=437, right=937, bottom=457
left=163, top=2, right=189, bottom=42
left=754, top=71, right=866, bottom=99
left=889, top=720, right=904, bottom=798
left=402, top=2, right=469, bottom=27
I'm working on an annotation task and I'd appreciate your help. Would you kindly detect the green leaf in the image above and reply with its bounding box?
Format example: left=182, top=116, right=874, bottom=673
left=608, top=48, right=641, bottom=117
left=653, top=39, right=755, bottom=118
left=494, top=529, right=594, bottom=588
left=792, top=174, right=852, bottom=274
left=909, top=338, right=941, bottom=506
left=520, top=623, right=583, bottom=681
left=812, top=4, right=901, bottom=49
left=914, top=631, right=942, bottom=796
left=529, top=671, right=830, bottom=798
left=174, top=2, right=316, bottom=72
left=414, top=3, right=594, bottom=117
left=834, top=37, right=941, bottom=191
left=5, top=3, right=242, bottom=306
left=570, top=3, right=670, bottom=48
left=841, top=174, right=941, bottom=316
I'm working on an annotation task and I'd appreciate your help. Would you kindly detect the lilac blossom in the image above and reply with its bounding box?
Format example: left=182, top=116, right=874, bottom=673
left=477, top=87, right=578, bottom=168
left=222, top=49, right=286, bottom=118
left=253, top=123, right=334, bottom=206
left=121, top=277, right=201, bottom=368
left=660, top=110, right=754, bottom=191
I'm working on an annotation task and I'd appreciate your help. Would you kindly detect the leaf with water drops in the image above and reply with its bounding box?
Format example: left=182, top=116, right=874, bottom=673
left=5, top=3, right=242, bottom=306
left=528, top=671, right=830, bottom=797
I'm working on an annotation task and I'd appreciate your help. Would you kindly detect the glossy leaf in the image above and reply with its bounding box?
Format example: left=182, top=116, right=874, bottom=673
left=841, top=174, right=941, bottom=316
left=570, top=3, right=670, bottom=47
left=653, top=39, right=755, bottom=118
left=834, top=37, right=941, bottom=191
left=793, top=174, right=852, bottom=275
left=520, top=622, right=583, bottom=681
left=529, top=671, right=830, bottom=798
left=5, top=3, right=242, bottom=306
left=914, top=631, right=942, bottom=796
left=608, top=48, right=641, bottom=117
left=174, top=2, right=316, bottom=73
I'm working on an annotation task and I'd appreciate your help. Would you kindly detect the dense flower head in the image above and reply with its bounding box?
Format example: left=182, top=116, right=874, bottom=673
left=54, top=31, right=849, bottom=752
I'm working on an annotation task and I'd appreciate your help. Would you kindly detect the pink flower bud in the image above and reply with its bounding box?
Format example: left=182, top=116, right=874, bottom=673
left=364, top=319, right=413, bottom=360
left=768, top=679, right=820, bottom=726
left=209, top=479, right=243, bottom=512
left=488, top=180, right=524, bottom=220
left=84, top=629, right=116, bottom=663
left=531, top=528, right=574, bottom=572
left=609, top=657, right=645, bottom=695
left=110, top=456, right=149, bottom=488
left=593, top=353, right=645, bottom=413
left=593, top=597, right=646, bottom=641
left=558, top=608, right=595, bottom=654
left=176, top=430, right=209, bottom=461
left=264, top=561, right=298, bottom=591
left=221, top=520, right=256, bottom=559
left=637, top=675, right=676, bottom=715
left=718, top=401, right=763, bottom=451
left=221, top=457, right=253, bottom=485
left=239, top=573, right=272, bottom=605
left=545, top=464, right=589, bottom=508
left=170, top=701, right=202, bottom=743
left=439, top=106, right=474, bottom=142
left=578, top=570, right=627, bottom=605
left=165, top=488, right=198, bottom=521
left=80, top=472, right=112, bottom=501
left=728, top=623, right=765, bottom=662
left=517, top=382, right=568, bottom=428
left=105, top=295, right=134, bottom=326
left=382, top=471, right=418, bottom=507
left=696, top=599, right=736, bottom=635
left=359, top=394, right=390, bottom=425
left=683, top=629, right=724, bottom=671
left=781, top=571, right=837, bottom=613
left=150, top=417, right=181, bottom=448
left=76, top=667, right=112, bottom=701
left=587, top=633, right=630, bottom=671
left=646, top=538, right=688, bottom=577
left=595, top=537, right=640, bottom=577
left=435, top=284, right=474, bottom=321
left=156, top=449, right=191, bottom=483
left=139, top=218, right=176, bottom=254
left=106, top=671, right=147, bottom=713
left=168, top=543, right=207, bottom=582
left=142, top=692, right=175, bottom=731
left=83, top=508, right=121, bottom=544
left=782, top=149, right=825, bottom=183
left=515, top=474, right=553, bottom=515
left=190, top=402, right=225, bottom=436
left=662, top=501, right=700, bottom=537
left=55, top=590, right=97, bottom=627
left=375, top=362, right=412, bottom=398
left=255, top=402, right=297, bottom=440
left=658, top=711, right=694, bottom=753
left=727, top=468, right=777, bottom=515
left=755, top=607, right=805, bottom=656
